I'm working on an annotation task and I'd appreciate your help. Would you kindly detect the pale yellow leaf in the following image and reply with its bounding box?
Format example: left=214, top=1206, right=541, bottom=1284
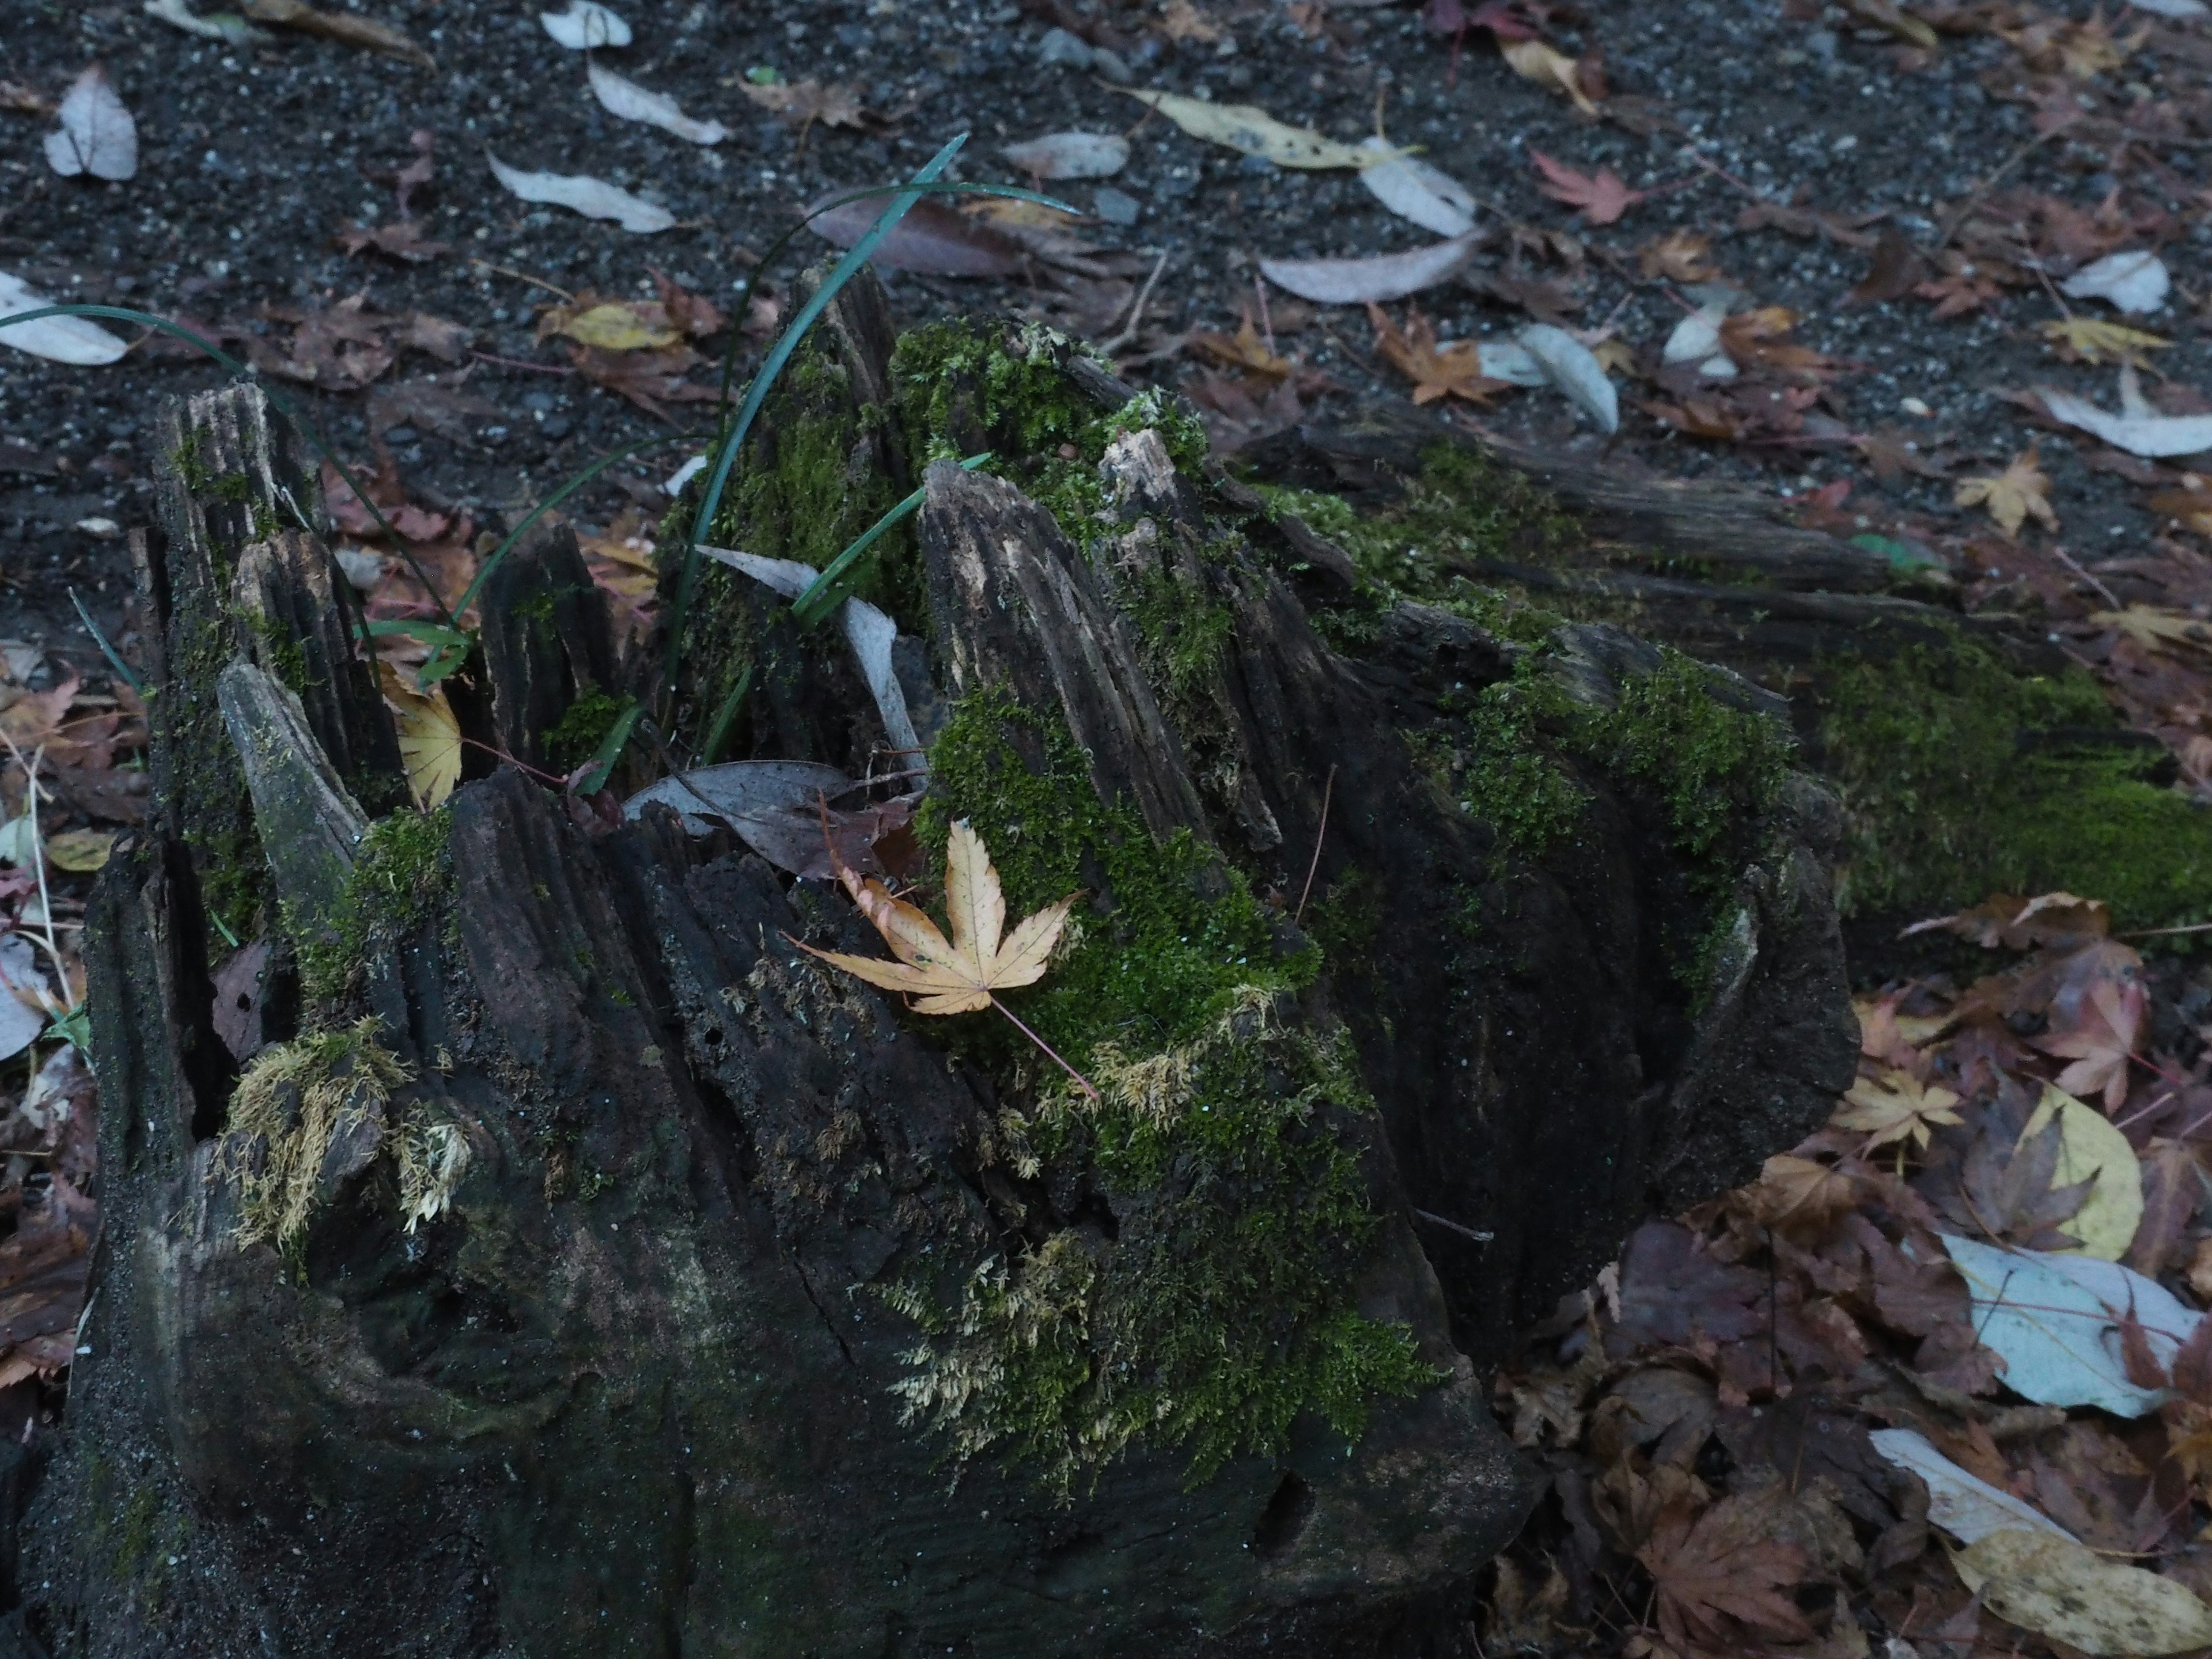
left=43, top=827, right=113, bottom=872
left=1955, top=1528, right=2212, bottom=1655
left=1500, top=38, right=1599, bottom=116
left=2039, top=316, right=2170, bottom=365
left=1955, top=446, right=2058, bottom=540
left=2022, top=1084, right=2144, bottom=1260
left=1831, top=1069, right=1961, bottom=1151
left=556, top=301, right=681, bottom=351
left=1120, top=88, right=1402, bottom=170
left=377, top=661, right=463, bottom=808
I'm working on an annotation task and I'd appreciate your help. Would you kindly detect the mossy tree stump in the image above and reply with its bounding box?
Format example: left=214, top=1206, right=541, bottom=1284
left=24, top=286, right=1857, bottom=1658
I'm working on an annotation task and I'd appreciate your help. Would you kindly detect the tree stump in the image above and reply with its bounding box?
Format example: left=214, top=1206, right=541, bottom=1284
left=18, top=294, right=1855, bottom=1658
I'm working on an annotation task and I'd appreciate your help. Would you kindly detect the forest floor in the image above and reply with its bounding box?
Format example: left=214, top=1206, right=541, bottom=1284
left=9, top=0, right=2212, bottom=1655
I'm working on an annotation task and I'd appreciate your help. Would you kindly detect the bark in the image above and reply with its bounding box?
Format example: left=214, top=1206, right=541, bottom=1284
left=16, top=300, right=1858, bottom=1658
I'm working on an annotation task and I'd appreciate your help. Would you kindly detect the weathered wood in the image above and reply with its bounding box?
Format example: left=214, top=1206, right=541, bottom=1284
left=26, top=330, right=1864, bottom=1658
left=479, top=523, right=622, bottom=772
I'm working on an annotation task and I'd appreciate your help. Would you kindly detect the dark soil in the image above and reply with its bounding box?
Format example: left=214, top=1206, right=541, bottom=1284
left=7, top=0, right=2206, bottom=676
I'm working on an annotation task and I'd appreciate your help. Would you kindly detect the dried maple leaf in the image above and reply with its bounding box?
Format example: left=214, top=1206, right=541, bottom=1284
left=334, top=219, right=450, bottom=263
left=1528, top=149, right=1642, bottom=226
left=1638, top=229, right=1719, bottom=282
left=2031, top=972, right=2142, bottom=1110
left=1918, top=1093, right=2093, bottom=1250
left=2040, top=316, right=2169, bottom=366
left=1637, top=1495, right=1814, bottom=1652
left=1717, top=306, right=1835, bottom=380
left=1366, top=302, right=1510, bottom=406
left=1956, top=446, right=2058, bottom=540
left=376, top=661, right=462, bottom=809
left=1157, top=0, right=1224, bottom=43
left=739, top=77, right=870, bottom=130
left=798, top=821, right=1090, bottom=1091
left=1832, top=1070, right=1963, bottom=1153
left=567, top=342, right=721, bottom=422
left=1187, top=316, right=1297, bottom=380
left=2093, top=604, right=2212, bottom=658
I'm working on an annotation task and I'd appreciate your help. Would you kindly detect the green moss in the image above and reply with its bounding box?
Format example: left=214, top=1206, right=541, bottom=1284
left=885, top=693, right=1435, bottom=1494
left=544, top=685, right=629, bottom=774
left=1819, top=638, right=2212, bottom=930
left=294, top=806, right=452, bottom=1002
left=891, top=318, right=1209, bottom=557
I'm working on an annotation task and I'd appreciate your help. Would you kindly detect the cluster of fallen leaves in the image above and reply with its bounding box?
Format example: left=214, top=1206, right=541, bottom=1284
left=1490, top=889, right=2212, bottom=1659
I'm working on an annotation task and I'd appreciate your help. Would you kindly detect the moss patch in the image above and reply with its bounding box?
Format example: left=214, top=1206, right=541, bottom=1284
left=294, top=805, right=452, bottom=1002
left=888, top=692, right=1435, bottom=1493
left=1818, top=638, right=2212, bottom=930
left=214, top=1016, right=412, bottom=1251
left=544, top=685, right=629, bottom=774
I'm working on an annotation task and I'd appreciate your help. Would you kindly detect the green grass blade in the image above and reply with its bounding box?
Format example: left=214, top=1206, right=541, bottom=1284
left=69, top=586, right=143, bottom=697
left=699, top=665, right=753, bottom=766
left=789, top=451, right=992, bottom=631
left=573, top=697, right=642, bottom=796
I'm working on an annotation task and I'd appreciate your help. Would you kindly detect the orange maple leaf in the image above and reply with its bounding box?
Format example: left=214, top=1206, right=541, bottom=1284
left=1366, top=303, right=1510, bottom=406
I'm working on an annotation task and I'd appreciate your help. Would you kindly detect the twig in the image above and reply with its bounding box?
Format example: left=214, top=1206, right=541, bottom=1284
left=994, top=1000, right=1098, bottom=1100
left=1101, top=250, right=1169, bottom=355
left=2048, top=544, right=2120, bottom=609
left=469, top=350, right=575, bottom=376
left=2123, top=919, right=2212, bottom=937
left=1933, top=127, right=2063, bottom=254
left=1294, top=764, right=1336, bottom=925
left=468, top=258, right=574, bottom=301
left=1412, top=1208, right=1495, bottom=1244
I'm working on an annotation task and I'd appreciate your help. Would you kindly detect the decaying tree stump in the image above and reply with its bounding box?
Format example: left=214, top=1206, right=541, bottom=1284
left=16, top=285, right=1859, bottom=1658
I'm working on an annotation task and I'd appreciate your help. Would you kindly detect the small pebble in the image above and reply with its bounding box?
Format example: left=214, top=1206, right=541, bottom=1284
left=1037, top=27, right=1093, bottom=70
left=1093, top=185, right=1140, bottom=227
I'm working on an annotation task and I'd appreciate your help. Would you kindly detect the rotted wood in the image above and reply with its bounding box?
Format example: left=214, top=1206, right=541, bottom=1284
left=478, top=522, right=623, bottom=772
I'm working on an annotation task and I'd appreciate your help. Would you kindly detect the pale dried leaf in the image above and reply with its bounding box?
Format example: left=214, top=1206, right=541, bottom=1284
left=587, top=60, right=728, bottom=146
left=487, top=151, right=673, bottom=233
left=43, top=65, right=137, bottom=181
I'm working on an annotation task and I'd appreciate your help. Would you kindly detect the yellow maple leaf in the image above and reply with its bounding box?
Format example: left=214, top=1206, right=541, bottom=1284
left=801, top=818, right=1077, bottom=1010
left=2038, top=316, right=2169, bottom=365
left=1955, top=446, right=2058, bottom=539
left=2093, top=603, right=2212, bottom=657
left=1830, top=1069, right=1962, bottom=1152
left=377, top=660, right=463, bottom=809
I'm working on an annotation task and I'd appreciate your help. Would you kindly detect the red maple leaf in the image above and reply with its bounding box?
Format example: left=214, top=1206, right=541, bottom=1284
left=1529, top=149, right=1644, bottom=226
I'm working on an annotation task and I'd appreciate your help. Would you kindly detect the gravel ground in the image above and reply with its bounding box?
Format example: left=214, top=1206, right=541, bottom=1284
left=6, top=0, right=2209, bottom=679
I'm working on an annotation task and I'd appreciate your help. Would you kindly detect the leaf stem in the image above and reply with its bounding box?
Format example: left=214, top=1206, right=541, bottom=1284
left=992, top=999, right=1097, bottom=1100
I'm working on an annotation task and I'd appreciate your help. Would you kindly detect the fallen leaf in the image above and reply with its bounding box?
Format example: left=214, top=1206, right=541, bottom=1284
left=335, top=219, right=450, bottom=263
left=625, top=759, right=851, bottom=836
left=1187, top=316, right=1298, bottom=380
left=1869, top=1428, right=2074, bottom=1545
left=1748, top=1153, right=1859, bottom=1235
left=2040, top=316, right=2169, bottom=365
left=588, top=60, right=728, bottom=146
left=142, top=0, right=267, bottom=45
left=1941, top=1232, right=2194, bottom=1416
left=0, top=81, right=52, bottom=115
left=567, top=342, right=719, bottom=421
left=1368, top=303, right=1510, bottom=406
left=2020, top=1085, right=2142, bottom=1258
left=1956, top=446, right=2058, bottom=539
left=1843, top=0, right=1938, bottom=48
left=2040, top=381, right=2212, bottom=459
left=376, top=661, right=462, bottom=809
left=487, top=151, right=674, bottom=234
left=2031, top=971, right=2143, bottom=1112
left=43, top=65, right=137, bottom=182
left=1637, top=1495, right=1814, bottom=1652
left=1257, top=231, right=1482, bottom=304
left=798, top=820, right=1077, bottom=1017
left=805, top=194, right=1026, bottom=278
left=2062, top=249, right=2171, bottom=315
left=1528, top=149, right=1642, bottom=226
left=1002, top=130, right=1130, bottom=180
left=1955, top=1528, right=2212, bottom=1655
left=242, top=0, right=434, bottom=67
left=540, top=0, right=629, bottom=49
left=1848, top=229, right=1927, bottom=305
left=0, top=272, right=128, bottom=366
left=1357, top=136, right=1478, bottom=236
left=1500, top=36, right=1599, bottom=115
left=1158, top=0, right=1225, bottom=41
left=543, top=300, right=681, bottom=352
left=1638, top=229, right=1719, bottom=282
left=1518, top=323, right=1618, bottom=433
left=1832, top=1069, right=1963, bottom=1153
left=43, top=829, right=113, bottom=873
left=1120, top=88, right=1401, bottom=170
left=738, top=78, right=870, bottom=130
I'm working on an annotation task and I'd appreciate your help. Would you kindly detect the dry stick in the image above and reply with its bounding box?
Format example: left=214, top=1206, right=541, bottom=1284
left=1293, top=763, right=1336, bottom=925
left=1412, top=1207, right=1494, bottom=1244
left=470, top=350, right=574, bottom=376
left=994, top=999, right=1098, bottom=1100
left=468, top=258, right=574, bottom=301
left=1933, top=126, right=2064, bottom=255
left=2049, top=543, right=2121, bottom=609
left=1101, top=250, right=1170, bottom=355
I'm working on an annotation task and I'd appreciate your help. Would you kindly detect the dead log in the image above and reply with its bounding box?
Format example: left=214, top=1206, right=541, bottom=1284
left=20, top=299, right=1856, bottom=1658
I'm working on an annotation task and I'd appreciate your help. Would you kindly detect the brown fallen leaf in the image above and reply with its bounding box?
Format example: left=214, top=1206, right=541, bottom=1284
left=1832, top=1070, right=1963, bottom=1153
left=1638, top=229, right=1719, bottom=282
left=334, top=219, right=450, bottom=264
left=739, top=77, right=870, bottom=130
left=1848, top=229, right=1928, bottom=305
left=1187, top=316, right=1298, bottom=380
left=1157, top=0, right=1225, bottom=43
left=1637, top=1495, right=1815, bottom=1652
left=243, top=0, right=435, bottom=69
left=1366, top=302, right=1510, bottom=406
left=1528, top=149, right=1642, bottom=226
left=0, top=81, right=53, bottom=116
left=805, top=195, right=1026, bottom=278
left=1956, top=446, right=2059, bottom=540
left=567, top=343, right=721, bottom=422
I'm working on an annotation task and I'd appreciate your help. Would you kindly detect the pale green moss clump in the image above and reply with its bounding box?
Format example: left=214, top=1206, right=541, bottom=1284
left=215, top=1016, right=471, bottom=1249
left=293, top=805, right=452, bottom=1002
left=888, top=693, right=1437, bottom=1495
